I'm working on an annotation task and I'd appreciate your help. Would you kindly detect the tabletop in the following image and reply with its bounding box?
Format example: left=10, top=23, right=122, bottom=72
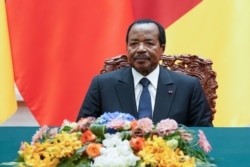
left=0, top=127, right=249, bottom=167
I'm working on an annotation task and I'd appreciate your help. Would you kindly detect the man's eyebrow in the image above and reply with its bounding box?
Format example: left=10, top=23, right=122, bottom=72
left=144, top=38, right=154, bottom=41
left=129, top=38, right=138, bottom=41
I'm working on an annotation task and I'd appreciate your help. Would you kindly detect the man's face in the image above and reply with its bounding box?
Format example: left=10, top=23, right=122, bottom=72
left=126, top=23, right=165, bottom=76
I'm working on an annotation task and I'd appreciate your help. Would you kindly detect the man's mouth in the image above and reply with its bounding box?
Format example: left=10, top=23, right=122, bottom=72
left=134, top=55, right=150, bottom=61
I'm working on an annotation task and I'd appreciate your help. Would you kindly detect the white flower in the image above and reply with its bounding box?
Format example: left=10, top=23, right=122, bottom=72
left=61, top=119, right=77, bottom=129
left=123, top=120, right=132, bottom=130
left=92, top=133, right=140, bottom=167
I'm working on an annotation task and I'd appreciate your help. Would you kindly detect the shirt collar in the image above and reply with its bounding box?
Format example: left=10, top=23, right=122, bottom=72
left=132, top=65, right=160, bottom=89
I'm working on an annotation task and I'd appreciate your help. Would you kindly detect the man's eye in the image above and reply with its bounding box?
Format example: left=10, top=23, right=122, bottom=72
left=130, top=42, right=137, bottom=46
left=146, top=42, right=154, bottom=45
left=146, top=43, right=154, bottom=46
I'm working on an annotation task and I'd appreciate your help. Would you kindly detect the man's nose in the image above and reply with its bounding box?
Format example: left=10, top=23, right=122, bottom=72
left=137, top=43, right=146, bottom=52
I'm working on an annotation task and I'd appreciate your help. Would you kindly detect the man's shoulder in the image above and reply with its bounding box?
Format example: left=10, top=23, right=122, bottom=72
left=94, top=67, right=131, bottom=81
left=159, top=66, right=198, bottom=85
left=101, top=66, right=130, bottom=76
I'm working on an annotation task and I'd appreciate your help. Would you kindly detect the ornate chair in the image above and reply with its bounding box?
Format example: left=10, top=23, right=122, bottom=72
left=100, top=54, right=218, bottom=120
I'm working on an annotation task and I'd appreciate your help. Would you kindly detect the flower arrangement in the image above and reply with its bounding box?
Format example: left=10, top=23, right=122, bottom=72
left=1, top=112, right=216, bottom=167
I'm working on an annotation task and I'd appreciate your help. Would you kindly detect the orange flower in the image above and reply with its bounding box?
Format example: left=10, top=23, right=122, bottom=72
left=81, top=130, right=96, bottom=143
left=130, top=120, right=138, bottom=129
left=130, top=137, right=145, bottom=151
left=86, top=143, right=102, bottom=158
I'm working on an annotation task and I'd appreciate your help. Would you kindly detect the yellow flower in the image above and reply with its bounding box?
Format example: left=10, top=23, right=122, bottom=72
left=52, top=131, right=82, bottom=158
left=138, top=135, right=195, bottom=167
left=18, top=131, right=83, bottom=167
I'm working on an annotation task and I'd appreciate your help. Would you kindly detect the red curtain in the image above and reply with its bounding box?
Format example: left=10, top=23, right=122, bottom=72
left=6, top=0, right=201, bottom=125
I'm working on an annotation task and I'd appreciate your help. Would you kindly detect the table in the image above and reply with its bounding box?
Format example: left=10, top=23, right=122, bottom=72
left=0, top=127, right=250, bottom=166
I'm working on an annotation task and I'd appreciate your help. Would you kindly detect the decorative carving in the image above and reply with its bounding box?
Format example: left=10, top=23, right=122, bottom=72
left=161, top=54, right=218, bottom=120
left=101, top=54, right=218, bottom=120
left=100, top=55, right=129, bottom=74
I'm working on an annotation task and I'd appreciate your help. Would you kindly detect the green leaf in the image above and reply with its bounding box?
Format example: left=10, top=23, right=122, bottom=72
left=121, top=130, right=132, bottom=140
left=0, top=162, right=20, bottom=166
left=60, top=125, right=72, bottom=132
left=75, top=157, right=91, bottom=167
left=89, top=124, right=106, bottom=138
left=15, top=155, right=24, bottom=162
left=75, top=145, right=87, bottom=155
left=57, top=160, right=75, bottom=167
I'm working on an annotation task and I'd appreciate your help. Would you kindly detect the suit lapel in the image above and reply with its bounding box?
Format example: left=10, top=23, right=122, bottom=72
left=115, top=68, right=138, bottom=119
left=153, top=67, right=177, bottom=124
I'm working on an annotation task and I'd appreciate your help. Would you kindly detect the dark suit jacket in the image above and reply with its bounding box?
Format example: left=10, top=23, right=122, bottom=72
left=77, top=66, right=213, bottom=126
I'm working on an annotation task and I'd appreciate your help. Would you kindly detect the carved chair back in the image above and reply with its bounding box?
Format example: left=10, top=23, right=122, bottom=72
left=100, top=54, right=218, bottom=120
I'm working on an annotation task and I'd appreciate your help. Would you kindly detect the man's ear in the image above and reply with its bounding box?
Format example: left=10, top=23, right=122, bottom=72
left=161, top=44, right=165, bottom=53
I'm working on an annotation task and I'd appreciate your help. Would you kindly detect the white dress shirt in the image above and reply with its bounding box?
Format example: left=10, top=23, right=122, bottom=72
left=132, top=65, right=160, bottom=113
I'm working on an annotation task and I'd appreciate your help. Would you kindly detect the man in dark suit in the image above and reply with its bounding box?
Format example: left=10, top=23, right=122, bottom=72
left=77, top=19, right=213, bottom=126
